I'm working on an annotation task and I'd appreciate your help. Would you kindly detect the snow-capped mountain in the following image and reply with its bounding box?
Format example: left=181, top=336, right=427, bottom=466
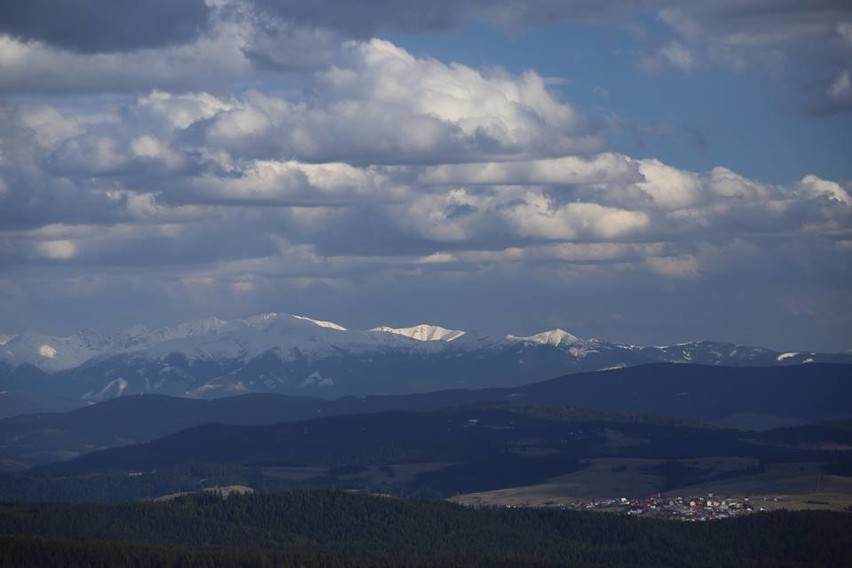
left=1, top=312, right=850, bottom=416
left=371, top=324, right=465, bottom=342
left=507, top=329, right=581, bottom=348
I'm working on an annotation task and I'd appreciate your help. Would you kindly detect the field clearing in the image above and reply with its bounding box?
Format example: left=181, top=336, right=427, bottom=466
left=451, top=458, right=666, bottom=507
left=661, top=462, right=852, bottom=497
left=451, top=458, right=852, bottom=511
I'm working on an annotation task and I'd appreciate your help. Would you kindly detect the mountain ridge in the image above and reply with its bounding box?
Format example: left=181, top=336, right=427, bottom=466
left=2, top=313, right=851, bottom=416
left=2, top=363, right=849, bottom=470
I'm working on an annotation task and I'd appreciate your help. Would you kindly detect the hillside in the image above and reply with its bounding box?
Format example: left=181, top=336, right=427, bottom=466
left=1, top=363, right=849, bottom=470
left=1, top=490, right=850, bottom=567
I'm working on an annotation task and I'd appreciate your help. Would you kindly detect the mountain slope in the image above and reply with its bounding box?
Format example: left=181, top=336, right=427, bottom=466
left=2, top=312, right=850, bottom=413
left=2, top=363, right=849, bottom=470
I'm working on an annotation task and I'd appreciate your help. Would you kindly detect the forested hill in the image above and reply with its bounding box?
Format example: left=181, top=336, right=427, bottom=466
left=2, top=362, right=849, bottom=470
left=1, top=490, right=851, bottom=567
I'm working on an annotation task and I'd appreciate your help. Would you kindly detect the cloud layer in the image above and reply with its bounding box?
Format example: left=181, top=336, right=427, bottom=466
left=1, top=1, right=850, bottom=112
left=0, top=2, right=850, bottom=350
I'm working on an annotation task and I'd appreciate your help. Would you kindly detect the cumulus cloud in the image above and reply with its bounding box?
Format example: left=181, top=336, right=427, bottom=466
left=0, top=14, right=337, bottom=93
left=199, top=39, right=602, bottom=164
left=35, top=239, right=78, bottom=260
left=2, top=39, right=849, bottom=266
left=0, top=28, right=849, bottom=349
left=0, top=0, right=846, bottom=115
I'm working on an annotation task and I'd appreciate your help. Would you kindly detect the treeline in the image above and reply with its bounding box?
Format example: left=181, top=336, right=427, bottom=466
left=0, top=490, right=850, bottom=567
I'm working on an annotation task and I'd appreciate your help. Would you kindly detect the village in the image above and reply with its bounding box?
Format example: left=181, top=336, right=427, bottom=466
left=552, top=494, right=762, bottom=521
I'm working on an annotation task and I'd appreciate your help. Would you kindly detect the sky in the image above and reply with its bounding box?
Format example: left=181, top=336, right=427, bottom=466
left=0, top=0, right=850, bottom=351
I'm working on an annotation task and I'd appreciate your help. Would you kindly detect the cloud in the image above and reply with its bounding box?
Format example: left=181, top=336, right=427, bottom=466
left=655, top=2, right=852, bottom=111
left=2, top=39, right=849, bottom=269
left=796, top=174, right=852, bottom=205
left=35, top=239, right=78, bottom=260
left=0, top=32, right=849, bottom=349
left=646, top=255, right=699, bottom=279
left=198, top=39, right=602, bottom=164
left=0, top=15, right=338, bottom=93
left=0, top=0, right=210, bottom=53
left=642, top=42, right=696, bottom=73
left=0, top=0, right=849, bottom=116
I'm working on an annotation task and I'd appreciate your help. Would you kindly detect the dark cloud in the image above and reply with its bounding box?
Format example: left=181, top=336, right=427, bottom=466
left=0, top=0, right=651, bottom=56
left=250, top=0, right=662, bottom=37
left=0, top=0, right=210, bottom=53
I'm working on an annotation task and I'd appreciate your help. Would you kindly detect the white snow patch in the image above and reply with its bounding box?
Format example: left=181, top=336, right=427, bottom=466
left=0, top=334, right=15, bottom=346
left=507, top=329, right=582, bottom=347
left=292, top=315, right=347, bottom=331
left=38, top=344, right=57, bottom=359
left=301, top=370, right=335, bottom=387
left=371, top=324, right=465, bottom=342
left=243, top=312, right=280, bottom=326
left=84, top=378, right=128, bottom=402
left=777, top=352, right=798, bottom=362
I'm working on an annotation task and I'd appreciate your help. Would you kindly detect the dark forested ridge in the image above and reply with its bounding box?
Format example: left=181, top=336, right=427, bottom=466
left=2, top=363, right=849, bottom=470
left=0, top=490, right=850, bottom=567
left=42, top=406, right=848, bottom=475
left=2, top=404, right=849, bottom=503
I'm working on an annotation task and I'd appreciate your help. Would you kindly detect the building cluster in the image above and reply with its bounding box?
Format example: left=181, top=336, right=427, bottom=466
left=557, top=494, right=758, bottom=521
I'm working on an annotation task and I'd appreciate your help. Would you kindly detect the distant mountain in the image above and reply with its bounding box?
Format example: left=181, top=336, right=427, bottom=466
left=31, top=399, right=848, bottom=494
left=2, top=363, right=849, bottom=469
left=2, top=312, right=850, bottom=415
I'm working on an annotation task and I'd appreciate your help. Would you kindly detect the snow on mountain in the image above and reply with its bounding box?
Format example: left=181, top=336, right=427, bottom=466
left=133, top=313, right=364, bottom=363
left=84, top=377, right=128, bottom=402
left=292, top=315, right=347, bottom=331
left=1, top=331, right=108, bottom=372
left=507, top=329, right=581, bottom=348
left=2, top=312, right=848, bottom=407
left=371, top=324, right=465, bottom=342
left=0, top=334, right=16, bottom=346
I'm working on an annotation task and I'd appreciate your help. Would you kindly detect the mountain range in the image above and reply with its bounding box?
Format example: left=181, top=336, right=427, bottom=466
left=2, top=312, right=850, bottom=417
left=2, top=363, right=849, bottom=471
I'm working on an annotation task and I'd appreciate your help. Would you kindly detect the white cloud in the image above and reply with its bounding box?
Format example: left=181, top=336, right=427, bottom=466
left=201, top=39, right=602, bottom=164
left=0, top=14, right=337, bottom=94
left=796, top=174, right=852, bottom=205
left=413, top=153, right=639, bottom=186
left=635, top=159, right=701, bottom=210
left=503, top=194, right=650, bottom=241
left=646, top=255, right=699, bottom=279
left=36, top=239, right=78, bottom=259
left=19, top=105, right=82, bottom=148
left=829, top=70, right=852, bottom=103
left=643, top=41, right=695, bottom=72
left=0, top=31, right=850, bottom=349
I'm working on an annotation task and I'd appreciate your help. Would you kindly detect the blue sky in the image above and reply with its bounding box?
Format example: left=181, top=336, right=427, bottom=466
left=0, top=1, right=850, bottom=351
left=388, top=19, right=852, bottom=185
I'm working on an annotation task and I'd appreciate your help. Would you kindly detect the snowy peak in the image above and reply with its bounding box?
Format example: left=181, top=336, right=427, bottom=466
left=507, top=329, right=582, bottom=347
left=241, top=312, right=346, bottom=331
left=291, top=315, right=347, bottom=331
left=1, top=332, right=105, bottom=372
left=242, top=312, right=281, bottom=326
left=371, top=324, right=466, bottom=342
